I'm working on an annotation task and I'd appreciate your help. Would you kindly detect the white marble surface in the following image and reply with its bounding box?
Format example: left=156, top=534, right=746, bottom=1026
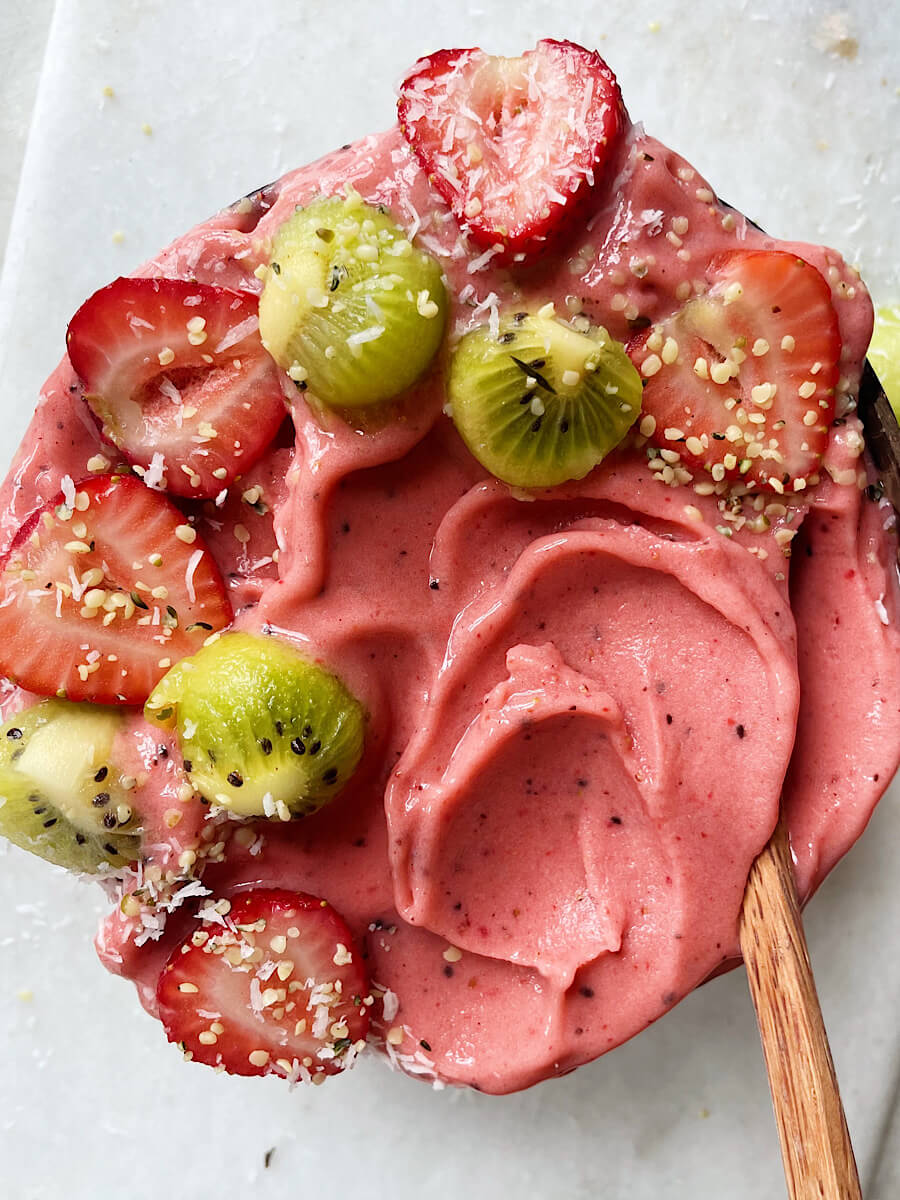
left=0, top=1, right=55, bottom=262
left=0, top=3, right=898, bottom=1197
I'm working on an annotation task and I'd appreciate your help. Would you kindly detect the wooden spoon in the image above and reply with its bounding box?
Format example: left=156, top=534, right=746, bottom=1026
left=740, top=816, right=861, bottom=1199
left=739, top=363, right=900, bottom=1199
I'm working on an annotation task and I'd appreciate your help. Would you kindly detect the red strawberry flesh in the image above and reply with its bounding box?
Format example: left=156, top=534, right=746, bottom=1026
left=630, top=249, right=841, bottom=491
left=67, top=277, right=287, bottom=498
left=157, top=889, right=371, bottom=1080
left=398, top=39, right=626, bottom=261
left=0, top=474, right=231, bottom=704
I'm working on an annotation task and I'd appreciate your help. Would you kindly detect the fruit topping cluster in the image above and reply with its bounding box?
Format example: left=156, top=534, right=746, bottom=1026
left=0, top=38, right=854, bottom=1083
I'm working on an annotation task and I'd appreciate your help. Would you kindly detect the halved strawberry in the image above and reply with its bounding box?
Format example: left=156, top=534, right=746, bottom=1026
left=67, top=277, right=287, bottom=498
left=630, top=250, right=841, bottom=492
left=157, top=889, right=370, bottom=1080
left=0, top=474, right=231, bottom=704
left=398, top=39, right=626, bottom=262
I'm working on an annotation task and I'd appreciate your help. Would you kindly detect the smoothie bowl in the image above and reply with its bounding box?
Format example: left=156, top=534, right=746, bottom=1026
left=0, top=39, right=897, bottom=1096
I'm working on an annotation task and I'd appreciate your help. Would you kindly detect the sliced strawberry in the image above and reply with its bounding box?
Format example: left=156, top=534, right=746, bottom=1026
left=630, top=250, right=841, bottom=492
left=0, top=474, right=231, bottom=704
left=398, top=39, right=626, bottom=262
left=67, top=277, right=287, bottom=498
left=157, top=889, right=371, bottom=1080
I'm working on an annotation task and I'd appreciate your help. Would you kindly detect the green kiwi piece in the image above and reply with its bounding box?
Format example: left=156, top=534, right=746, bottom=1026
left=0, top=701, right=140, bottom=872
left=447, top=312, right=642, bottom=488
left=144, top=631, right=365, bottom=819
left=258, top=190, right=448, bottom=409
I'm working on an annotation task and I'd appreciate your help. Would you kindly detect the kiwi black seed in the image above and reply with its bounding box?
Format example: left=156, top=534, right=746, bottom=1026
left=447, top=312, right=642, bottom=488
left=144, top=631, right=365, bottom=819
left=258, top=189, right=447, bottom=409
left=0, top=701, right=141, bottom=873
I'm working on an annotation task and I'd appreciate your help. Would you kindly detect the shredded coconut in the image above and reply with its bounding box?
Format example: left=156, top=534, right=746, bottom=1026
left=144, top=452, right=167, bottom=490
left=381, top=988, right=400, bottom=1022
left=157, top=377, right=182, bottom=405
left=212, top=314, right=258, bottom=354
left=67, top=565, right=86, bottom=603
left=184, top=549, right=204, bottom=603
left=164, top=879, right=212, bottom=910
left=60, top=475, right=76, bottom=510
left=467, top=245, right=502, bottom=274
left=346, top=325, right=385, bottom=347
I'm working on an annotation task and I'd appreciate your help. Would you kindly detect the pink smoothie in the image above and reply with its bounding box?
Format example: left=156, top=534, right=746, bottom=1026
left=2, top=117, right=898, bottom=1095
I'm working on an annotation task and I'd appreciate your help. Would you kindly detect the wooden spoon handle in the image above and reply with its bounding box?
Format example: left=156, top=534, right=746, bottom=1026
left=739, top=817, right=862, bottom=1199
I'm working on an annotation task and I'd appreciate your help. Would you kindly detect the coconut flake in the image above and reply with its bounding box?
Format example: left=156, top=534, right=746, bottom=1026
left=134, top=911, right=166, bottom=947
left=467, top=245, right=502, bottom=274
left=346, top=326, right=385, bottom=348
left=164, top=879, right=212, bottom=911
left=212, top=314, right=258, bottom=354
left=67, top=565, right=86, bottom=603
left=157, top=376, right=182, bottom=405
left=381, top=989, right=400, bottom=1022
left=144, top=452, right=167, bottom=490
left=312, top=1005, right=331, bottom=1040
left=184, top=549, right=203, bottom=603
left=471, top=290, right=499, bottom=317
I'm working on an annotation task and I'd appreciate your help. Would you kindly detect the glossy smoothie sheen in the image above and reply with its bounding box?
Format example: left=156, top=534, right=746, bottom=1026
left=2, top=120, right=898, bottom=1094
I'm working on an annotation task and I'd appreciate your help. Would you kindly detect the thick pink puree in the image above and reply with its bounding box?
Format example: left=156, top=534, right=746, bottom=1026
left=2, top=120, right=898, bottom=1094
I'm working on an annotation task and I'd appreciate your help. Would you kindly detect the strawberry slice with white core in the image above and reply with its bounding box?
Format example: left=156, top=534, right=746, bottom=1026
left=398, top=39, right=625, bottom=262
left=630, top=250, right=841, bottom=493
left=0, top=474, right=231, bottom=704
left=157, top=889, right=371, bottom=1080
left=67, top=277, right=287, bottom=498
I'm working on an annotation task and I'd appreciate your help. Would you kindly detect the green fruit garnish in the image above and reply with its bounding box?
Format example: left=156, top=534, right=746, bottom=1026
left=0, top=701, right=140, bottom=873
left=258, top=190, right=448, bottom=409
left=869, top=304, right=900, bottom=421
left=145, top=631, right=364, bottom=819
left=447, top=312, right=642, bottom=488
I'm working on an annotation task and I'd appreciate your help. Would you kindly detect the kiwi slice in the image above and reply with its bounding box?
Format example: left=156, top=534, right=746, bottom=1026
left=0, top=701, right=141, bottom=873
left=869, top=304, right=900, bottom=420
left=258, top=190, right=447, bottom=409
left=144, top=631, right=365, bottom=819
left=447, top=312, right=642, bottom=488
